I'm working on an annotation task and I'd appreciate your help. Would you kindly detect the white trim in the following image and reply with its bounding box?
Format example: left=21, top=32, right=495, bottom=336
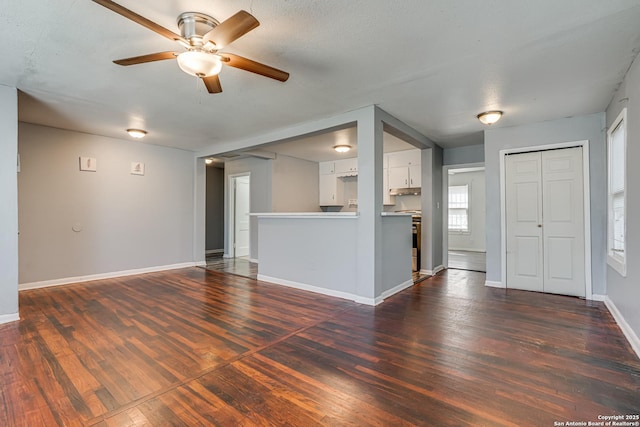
left=447, top=248, right=486, bottom=253
left=257, top=274, right=379, bottom=306
left=442, top=162, right=485, bottom=270
left=485, top=280, right=506, bottom=288
left=499, top=140, right=592, bottom=298
left=606, top=108, right=627, bottom=277
left=223, top=253, right=232, bottom=259
left=590, top=294, right=606, bottom=302
left=605, top=296, right=640, bottom=360
left=195, top=261, right=207, bottom=267
left=420, top=265, right=444, bottom=276
left=0, top=313, right=19, bottom=325
left=380, top=279, right=415, bottom=300
left=205, top=249, right=224, bottom=255
left=249, top=258, right=259, bottom=264
left=19, top=262, right=197, bottom=291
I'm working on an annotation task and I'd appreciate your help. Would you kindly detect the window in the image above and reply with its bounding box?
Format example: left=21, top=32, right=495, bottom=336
left=607, top=108, right=627, bottom=276
left=449, top=184, right=469, bottom=233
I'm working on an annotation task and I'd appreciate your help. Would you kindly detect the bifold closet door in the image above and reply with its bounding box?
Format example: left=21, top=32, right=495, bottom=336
left=505, top=147, right=585, bottom=297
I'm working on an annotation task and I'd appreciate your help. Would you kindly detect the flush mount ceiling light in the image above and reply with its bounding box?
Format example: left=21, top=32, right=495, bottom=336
left=477, top=110, right=503, bottom=125
left=126, top=129, right=147, bottom=138
left=333, top=145, right=352, bottom=153
left=205, top=158, right=214, bottom=164
left=176, top=49, right=223, bottom=77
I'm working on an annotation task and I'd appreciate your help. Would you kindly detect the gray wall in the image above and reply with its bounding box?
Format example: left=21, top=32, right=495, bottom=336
left=484, top=113, right=607, bottom=294
left=443, top=144, right=485, bottom=166
left=606, top=52, right=640, bottom=339
left=224, top=157, right=273, bottom=260
left=205, top=165, right=224, bottom=251
left=272, top=154, right=321, bottom=212
left=421, top=146, right=444, bottom=271
left=18, top=123, right=195, bottom=284
left=0, top=85, right=18, bottom=319
left=448, top=170, right=486, bottom=252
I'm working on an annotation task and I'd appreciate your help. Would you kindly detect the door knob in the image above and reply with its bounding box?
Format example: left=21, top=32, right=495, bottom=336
left=538, top=224, right=542, bottom=228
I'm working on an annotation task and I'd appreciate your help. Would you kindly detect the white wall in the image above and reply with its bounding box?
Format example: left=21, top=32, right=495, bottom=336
left=605, top=52, right=640, bottom=346
left=484, top=113, right=607, bottom=294
left=18, top=123, right=195, bottom=285
left=448, top=170, right=486, bottom=252
left=0, top=85, right=18, bottom=321
left=272, top=154, right=320, bottom=212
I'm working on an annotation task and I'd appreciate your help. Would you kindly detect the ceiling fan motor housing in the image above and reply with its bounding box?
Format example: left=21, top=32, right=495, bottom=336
left=177, top=12, right=219, bottom=47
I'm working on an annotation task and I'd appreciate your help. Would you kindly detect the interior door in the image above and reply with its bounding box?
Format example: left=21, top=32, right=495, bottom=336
left=234, top=176, right=250, bottom=258
left=506, top=151, right=544, bottom=292
left=541, top=147, right=584, bottom=296
left=505, top=147, right=585, bottom=297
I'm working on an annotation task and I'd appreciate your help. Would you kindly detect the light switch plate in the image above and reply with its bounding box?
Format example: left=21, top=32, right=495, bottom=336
left=79, top=157, right=97, bottom=172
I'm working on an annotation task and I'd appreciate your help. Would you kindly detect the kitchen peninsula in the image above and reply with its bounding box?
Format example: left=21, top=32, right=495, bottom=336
left=252, top=211, right=413, bottom=305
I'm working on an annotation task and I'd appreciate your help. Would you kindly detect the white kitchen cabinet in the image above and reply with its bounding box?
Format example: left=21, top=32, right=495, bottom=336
left=387, top=149, right=421, bottom=168
left=319, top=161, right=335, bottom=175
left=319, top=173, right=344, bottom=206
left=387, top=149, right=421, bottom=188
left=383, top=168, right=395, bottom=205
left=334, top=158, right=358, bottom=176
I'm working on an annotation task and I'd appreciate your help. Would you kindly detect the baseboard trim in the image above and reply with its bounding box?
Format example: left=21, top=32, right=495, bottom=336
left=0, top=312, right=20, bottom=325
left=380, top=279, right=414, bottom=301
left=590, top=294, right=606, bottom=302
left=485, top=280, right=506, bottom=288
left=249, top=258, right=259, bottom=264
left=419, top=265, right=444, bottom=276
left=604, top=296, right=640, bottom=360
left=205, top=249, right=224, bottom=255
left=257, top=274, right=378, bottom=306
left=19, top=262, right=197, bottom=291
left=448, top=248, right=486, bottom=253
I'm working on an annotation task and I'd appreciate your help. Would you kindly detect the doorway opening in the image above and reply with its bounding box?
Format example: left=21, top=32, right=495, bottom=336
left=229, top=174, right=251, bottom=259
left=443, top=164, right=486, bottom=273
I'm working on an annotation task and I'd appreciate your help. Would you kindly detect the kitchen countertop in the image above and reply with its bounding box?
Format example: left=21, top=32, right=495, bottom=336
left=251, top=212, right=358, bottom=219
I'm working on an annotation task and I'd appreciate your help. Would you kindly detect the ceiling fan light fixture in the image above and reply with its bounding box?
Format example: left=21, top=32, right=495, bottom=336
left=127, top=128, right=147, bottom=138
left=477, top=110, right=503, bottom=125
left=333, top=144, right=352, bottom=153
left=177, top=50, right=222, bottom=77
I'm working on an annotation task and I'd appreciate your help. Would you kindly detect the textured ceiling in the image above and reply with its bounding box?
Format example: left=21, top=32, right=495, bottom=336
left=2, top=0, right=640, bottom=153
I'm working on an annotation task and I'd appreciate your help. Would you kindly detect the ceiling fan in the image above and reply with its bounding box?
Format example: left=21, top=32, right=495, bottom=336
left=92, top=0, right=290, bottom=93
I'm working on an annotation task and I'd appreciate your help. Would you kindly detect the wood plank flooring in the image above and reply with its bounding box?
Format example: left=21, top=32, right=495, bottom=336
left=1, top=268, right=639, bottom=426
left=205, top=255, right=258, bottom=279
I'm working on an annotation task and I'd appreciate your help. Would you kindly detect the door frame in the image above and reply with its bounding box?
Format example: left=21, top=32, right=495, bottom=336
left=499, top=140, right=592, bottom=299
left=442, top=162, right=485, bottom=269
left=227, top=172, right=251, bottom=259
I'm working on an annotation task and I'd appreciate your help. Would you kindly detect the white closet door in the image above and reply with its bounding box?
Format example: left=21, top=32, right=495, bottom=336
left=506, top=151, right=544, bottom=292
left=541, top=147, right=584, bottom=297
left=505, top=147, right=585, bottom=297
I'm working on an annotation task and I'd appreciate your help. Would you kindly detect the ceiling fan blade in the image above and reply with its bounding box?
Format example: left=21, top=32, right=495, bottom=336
left=221, top=53, right=290, bottom=82
left=113, top=52, right=179, bottom=66
left=92, top=0, right=187, bottom=44
left=203, top=75, right=223, bottom=93
left=202, top=10, right=259, bottom=49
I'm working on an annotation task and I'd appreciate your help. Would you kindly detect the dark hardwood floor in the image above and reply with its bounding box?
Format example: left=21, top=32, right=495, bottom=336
left=1, top=268, right=639, bottom=426
left=204, top=254, right=258, bottom=279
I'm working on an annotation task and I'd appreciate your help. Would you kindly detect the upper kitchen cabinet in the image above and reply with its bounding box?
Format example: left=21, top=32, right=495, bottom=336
left=319, top=173, right=344, bottom=206
left=334, top=158, right=358, bottom=177
left=388, top=149, right=421, bottom=188
left=319, top=161, right=335, bottom=175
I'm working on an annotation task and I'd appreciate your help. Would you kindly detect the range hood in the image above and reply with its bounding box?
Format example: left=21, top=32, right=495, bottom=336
left=389, top=187, right=421, bottom=196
